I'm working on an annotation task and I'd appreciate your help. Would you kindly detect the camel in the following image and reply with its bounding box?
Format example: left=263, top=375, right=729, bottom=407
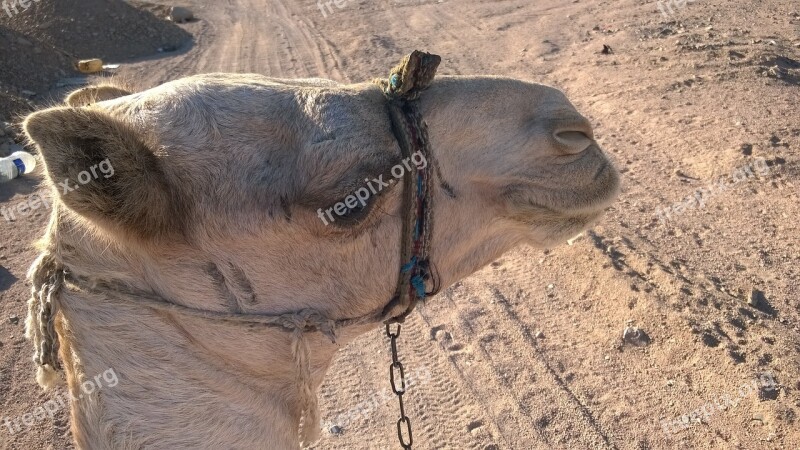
left=22, top=65, right=619, bottom=449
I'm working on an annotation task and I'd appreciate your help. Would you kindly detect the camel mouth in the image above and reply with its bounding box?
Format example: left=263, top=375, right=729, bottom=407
left=506, top=148, right=620, bottom=216
left=503, top=150, right=619, bottom=245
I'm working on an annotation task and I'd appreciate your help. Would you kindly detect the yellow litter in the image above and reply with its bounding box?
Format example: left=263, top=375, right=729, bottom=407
left=77, top=59, right=104, bottom=74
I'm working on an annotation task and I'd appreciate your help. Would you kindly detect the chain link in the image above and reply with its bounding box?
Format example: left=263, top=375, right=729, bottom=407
left=386, top=323, right=413, bottom=449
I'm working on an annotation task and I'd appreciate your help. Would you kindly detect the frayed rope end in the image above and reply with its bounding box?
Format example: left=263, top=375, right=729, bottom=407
left=36, top=364, right=63, bottom=390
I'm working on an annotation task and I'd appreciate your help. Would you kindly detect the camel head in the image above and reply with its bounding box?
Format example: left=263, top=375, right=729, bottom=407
left=21, top=73, right=618, bottom=447
left=24, top=74, right=618, bottom=321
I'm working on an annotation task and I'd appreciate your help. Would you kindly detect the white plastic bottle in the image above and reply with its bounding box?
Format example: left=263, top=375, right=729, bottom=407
left=0, top=151, right=37, bottom=182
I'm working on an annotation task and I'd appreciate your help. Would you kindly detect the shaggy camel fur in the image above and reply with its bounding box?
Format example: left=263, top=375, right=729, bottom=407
left=23, top=73, right=619, bottom=449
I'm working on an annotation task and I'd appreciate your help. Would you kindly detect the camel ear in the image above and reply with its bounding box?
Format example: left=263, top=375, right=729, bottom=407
left=23, top=107, right=185, bottom=240
left=65, top=85, right=132, bottom=107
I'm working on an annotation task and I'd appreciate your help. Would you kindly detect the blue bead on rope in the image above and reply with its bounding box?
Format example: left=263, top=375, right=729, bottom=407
left=390, top=74, right=401, bottom=91
left=410, top=275, right=427, bottom=299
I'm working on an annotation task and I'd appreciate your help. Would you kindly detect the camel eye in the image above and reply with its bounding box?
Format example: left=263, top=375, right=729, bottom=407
left=314, top=167, right=397, bottom=228
left=316, top=194, right=375, bottom=228
left=340, top=201, right=367, bottom=219
left=331, top=197, right=371, bottom=225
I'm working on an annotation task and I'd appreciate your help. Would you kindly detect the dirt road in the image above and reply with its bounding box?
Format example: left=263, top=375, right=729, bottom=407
left=1, top=0, right=798, bottom=449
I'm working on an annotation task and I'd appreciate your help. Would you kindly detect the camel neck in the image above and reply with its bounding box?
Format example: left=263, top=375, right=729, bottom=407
left=57, top=278, right=337, bottom=448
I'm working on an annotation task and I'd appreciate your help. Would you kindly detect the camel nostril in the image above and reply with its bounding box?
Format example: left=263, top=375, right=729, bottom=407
left=554, top=130, right=594, bottom=154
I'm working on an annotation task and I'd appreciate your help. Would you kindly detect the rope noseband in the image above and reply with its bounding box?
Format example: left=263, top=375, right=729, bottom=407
left=27, top=50, right=441, bottom=448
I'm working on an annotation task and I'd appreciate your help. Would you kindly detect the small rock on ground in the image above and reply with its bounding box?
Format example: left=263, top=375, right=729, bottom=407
left=170, top=6, right=194, bottom=23
left=622, top=325, right=650, bottom=347
left=748, top=288, right=767, bottom=308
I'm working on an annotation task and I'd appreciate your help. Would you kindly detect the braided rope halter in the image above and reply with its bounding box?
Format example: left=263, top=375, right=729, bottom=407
left=27, top=51, right=442, bottom=449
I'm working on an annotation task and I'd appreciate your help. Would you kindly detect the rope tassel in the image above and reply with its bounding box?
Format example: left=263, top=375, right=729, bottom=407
left=293, top=329, right=321, bottom=446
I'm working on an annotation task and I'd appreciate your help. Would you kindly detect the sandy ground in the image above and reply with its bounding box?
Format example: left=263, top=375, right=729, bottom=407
left=1, top=0, right=799, bottom=449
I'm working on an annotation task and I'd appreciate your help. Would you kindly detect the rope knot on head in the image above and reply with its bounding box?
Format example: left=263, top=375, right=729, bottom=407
left=376, top=50, right=442, bottom=101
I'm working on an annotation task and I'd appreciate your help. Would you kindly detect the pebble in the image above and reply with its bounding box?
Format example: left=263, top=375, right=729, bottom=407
left=434, top=329, right=451, bottom=342
left=535, top=331, right=545, bottom=339
left=622, top=325, right=651, bottom=347
left=329, top=425, right=343, bottom=436
left=8, top=316, right=19, bottom=325
left=748, top=288, right=765, bottom=307
left=169, top=6, right=194, bottom=23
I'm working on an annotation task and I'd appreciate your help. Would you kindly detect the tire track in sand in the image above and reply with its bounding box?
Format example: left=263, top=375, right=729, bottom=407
left=400, top=312, right=501, bottom=449
left=418, top=281, right=620, bottom=449
left=256, top=0, right=348, bottom=80
left=490, top=283, right=618, bottom=449
left=316, top=312, right=500, bottom=449
left=126, top=0, right=349, bottom=85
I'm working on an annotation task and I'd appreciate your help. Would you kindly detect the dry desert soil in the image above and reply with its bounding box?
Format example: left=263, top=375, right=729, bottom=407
left=1, top=0, right=799, bottom=449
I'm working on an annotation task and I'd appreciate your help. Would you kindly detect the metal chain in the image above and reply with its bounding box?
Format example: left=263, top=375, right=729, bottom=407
left=386, top=323, right=413, bottom=449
